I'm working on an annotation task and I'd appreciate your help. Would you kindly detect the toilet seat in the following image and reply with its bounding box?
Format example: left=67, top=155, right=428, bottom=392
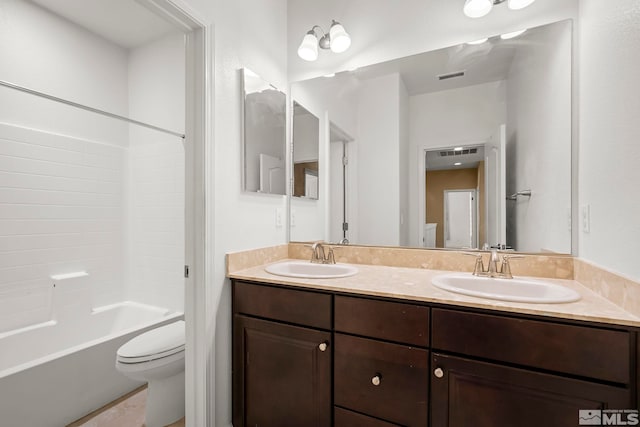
left=117, top=320, right=185, bottom=364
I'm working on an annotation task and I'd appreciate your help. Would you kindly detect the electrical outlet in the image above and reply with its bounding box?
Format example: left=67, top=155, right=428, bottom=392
left=581, top=205, right=590, bottom=233
left=275, top=208, right=283, bottom=228
left=291, top=209, right=296, bottom=227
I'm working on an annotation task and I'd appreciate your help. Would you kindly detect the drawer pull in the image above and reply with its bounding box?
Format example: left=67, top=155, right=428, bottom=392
left=434, top=367, right=444, bottom=378
left=318, top=342, right=328, bottom=352
left=371, top=374, right=382, bottom=386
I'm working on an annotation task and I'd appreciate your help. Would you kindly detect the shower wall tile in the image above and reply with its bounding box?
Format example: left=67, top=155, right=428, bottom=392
left=0, top=123, right=126, bottom=333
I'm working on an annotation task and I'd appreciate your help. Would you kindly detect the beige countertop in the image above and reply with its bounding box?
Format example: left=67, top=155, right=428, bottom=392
left=228, top=259, right=640, bottom=328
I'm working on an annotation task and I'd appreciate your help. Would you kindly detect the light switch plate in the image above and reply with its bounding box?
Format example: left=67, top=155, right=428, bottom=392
left=275, top=208, right=283, bottom=228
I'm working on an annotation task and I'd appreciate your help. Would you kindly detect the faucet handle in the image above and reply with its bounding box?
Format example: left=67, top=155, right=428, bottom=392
left=499, top=254, right=524, bottom=279
left=461, top=252, right=485, bottom=275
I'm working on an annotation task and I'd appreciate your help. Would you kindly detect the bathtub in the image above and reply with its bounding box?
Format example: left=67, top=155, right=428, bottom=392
left=0, top=301, right=183, bottom=427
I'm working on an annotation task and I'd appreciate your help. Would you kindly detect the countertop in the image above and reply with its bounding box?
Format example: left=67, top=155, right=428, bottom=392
left=228, top=259, right=640, bottom=328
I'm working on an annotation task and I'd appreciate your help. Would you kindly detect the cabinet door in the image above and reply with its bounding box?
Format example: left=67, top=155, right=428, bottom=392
left=431, top=353, right=631, bottom=427
left=233, top=315, right=331, bottom=427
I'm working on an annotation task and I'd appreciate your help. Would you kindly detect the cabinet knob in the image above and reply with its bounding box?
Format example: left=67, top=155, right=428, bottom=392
left=371, top=374, right=381, bottom=386
left=434, top=368, right=444, bottom=378
left=318, top=342, right=328, bottom=352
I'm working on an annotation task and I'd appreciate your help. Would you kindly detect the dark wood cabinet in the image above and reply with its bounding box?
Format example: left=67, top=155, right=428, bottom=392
left=233, top=315, right=331, bottom=427
left=431, top=352, right=631, bottom=427
left=334, top=333, right=429, bottom=426
left=232, top=279, right=638, bottom=427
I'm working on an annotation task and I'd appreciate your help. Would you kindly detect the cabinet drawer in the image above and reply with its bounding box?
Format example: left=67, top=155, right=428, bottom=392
left=334, top=333, right=429, bottom=426
left=334, top=407, right=401, bottom=427
left=432, top=308, right=631, bottom=384
left=335, top=296, right=429, bottom=346
left=233, top=281, right=331, bottom=329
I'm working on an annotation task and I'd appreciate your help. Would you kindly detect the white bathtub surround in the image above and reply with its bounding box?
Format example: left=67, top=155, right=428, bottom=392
left=0, top=301, right=181, bottom=427
left=116, top=320, right=186, bottom=427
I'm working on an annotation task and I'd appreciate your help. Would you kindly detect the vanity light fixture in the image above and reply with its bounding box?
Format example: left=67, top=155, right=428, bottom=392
left=297, top=20, right=351, bottom=61
left=463, top=0, right=536, bottom=19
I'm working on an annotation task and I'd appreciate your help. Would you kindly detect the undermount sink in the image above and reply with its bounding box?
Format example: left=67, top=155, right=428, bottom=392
left=431, top=273, right=581, bottom=304
left=265, top=261, right=358, bottom=279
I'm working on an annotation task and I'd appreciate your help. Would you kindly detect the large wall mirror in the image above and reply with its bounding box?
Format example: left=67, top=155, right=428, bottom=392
left=289, top=20, right=573, bottom=254
left=292, top=101, right=320, bottom=199
left=241, top=68, right=287, bottom=195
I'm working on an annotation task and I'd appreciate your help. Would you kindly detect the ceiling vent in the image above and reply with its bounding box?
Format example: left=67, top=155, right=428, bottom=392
left=439, top=148, right=478, bottom=157
left=438, top=70, right=465, bottom=80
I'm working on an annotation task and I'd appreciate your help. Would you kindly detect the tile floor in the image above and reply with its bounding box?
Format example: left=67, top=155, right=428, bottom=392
left=67, top=386, right=185, bottom=427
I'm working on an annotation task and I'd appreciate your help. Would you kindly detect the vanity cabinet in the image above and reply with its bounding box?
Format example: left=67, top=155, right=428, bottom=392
left=232, top=280, right=637, bottom=427
left=232, top=281, right=332, bottom=427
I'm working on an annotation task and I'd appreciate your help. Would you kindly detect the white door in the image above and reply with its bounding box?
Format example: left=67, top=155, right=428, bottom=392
left=485, top=124, right=506, bottom=248
left=444, top=189, right=477, bottom=249
left=259, top=153, right=285, bottom=194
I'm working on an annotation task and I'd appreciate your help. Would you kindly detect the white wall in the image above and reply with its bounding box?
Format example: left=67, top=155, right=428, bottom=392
left=0, top=0, right=129, bottom=145
left=357, top=73, right=403, bottom=246
left=288, top=0, right=579, bottom=81
left=293, top=112, right=319, bottom=162
left=578, top=0, right=640, bottom=281
left=408, top=81, right=506, bottom=246
left=126, top=33, right=186, bottom=312
left=505, top=22, right=572, bottom=253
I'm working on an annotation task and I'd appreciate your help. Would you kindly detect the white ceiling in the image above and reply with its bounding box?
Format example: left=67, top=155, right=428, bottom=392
left=31, top=0, right=179, bottom=49
left=426, top=146, right=485, bottom=170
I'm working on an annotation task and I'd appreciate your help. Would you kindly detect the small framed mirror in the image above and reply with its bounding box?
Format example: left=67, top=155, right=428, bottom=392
left=241, top=68, right=287, bottom=195
left=292, top=101, right=320, bottom=199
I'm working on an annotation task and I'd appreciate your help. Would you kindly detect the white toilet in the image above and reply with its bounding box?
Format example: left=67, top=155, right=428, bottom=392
left=116, top=320, right=185, bottom=427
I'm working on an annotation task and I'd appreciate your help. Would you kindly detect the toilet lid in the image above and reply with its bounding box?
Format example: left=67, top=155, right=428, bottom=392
left=117, top=320, right=185, bottom=361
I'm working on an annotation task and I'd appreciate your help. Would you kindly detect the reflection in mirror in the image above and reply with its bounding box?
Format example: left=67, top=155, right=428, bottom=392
left=292, top=101, right=320, bottom=199
left=290, top=20, right=572, bottom=254
left=241, top=68, right=286, bottom=194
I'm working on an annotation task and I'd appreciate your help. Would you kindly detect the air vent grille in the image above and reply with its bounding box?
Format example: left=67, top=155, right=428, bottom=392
left=438, top=70, right=465, bottom=80
left=439, top=148, right=478, bottom=157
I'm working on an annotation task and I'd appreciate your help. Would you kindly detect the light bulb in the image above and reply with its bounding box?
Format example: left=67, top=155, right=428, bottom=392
left=298, top=32, right=319, bottom=61
left=467, top=38, right=489, bottom=45
left=463, top=0, right=493, bottom=18
left=329, top=21, right=351, bottom=53
left=508, top=0, right=536, bottom=10
left=500, top=29, right=527, bottom=40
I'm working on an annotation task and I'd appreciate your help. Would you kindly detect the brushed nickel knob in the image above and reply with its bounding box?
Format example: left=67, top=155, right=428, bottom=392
left=371, top=375, right=381, bottom=386
left=318, top=342, right=328, bottom=352
left=434, top=368, right=444, bottom=378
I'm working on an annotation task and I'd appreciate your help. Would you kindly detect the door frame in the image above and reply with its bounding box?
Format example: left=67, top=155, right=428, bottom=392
left=141, top=1, right=212, bottom=426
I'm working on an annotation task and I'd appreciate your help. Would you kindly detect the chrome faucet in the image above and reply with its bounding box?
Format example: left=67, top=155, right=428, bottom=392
left=309, top=242, right=336, bottom=264
left=464, top=250, right=523, bottom=278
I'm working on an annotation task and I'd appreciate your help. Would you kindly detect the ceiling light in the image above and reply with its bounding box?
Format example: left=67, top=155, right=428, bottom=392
left=454, top=162, right=462, bottom=166
left=500, top=29, right=527, bottom=40
left=467, top=38, right=489, bottom=45
left=463, top=0, right=493, bottom=18
left=297, top=20, right=351, bottom=61
left=464, top=0, right=536, bottom=18
left=454, top=147, right=464, bottom=151
left=323, top=73, right=336, bottom=78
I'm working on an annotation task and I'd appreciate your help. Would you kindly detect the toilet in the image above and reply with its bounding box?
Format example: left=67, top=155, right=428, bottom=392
left=116, top=320, right=185, bottom=427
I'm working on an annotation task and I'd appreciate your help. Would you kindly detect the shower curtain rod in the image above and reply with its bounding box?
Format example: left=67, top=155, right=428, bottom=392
left=0, top=79, right=185, bottom=139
